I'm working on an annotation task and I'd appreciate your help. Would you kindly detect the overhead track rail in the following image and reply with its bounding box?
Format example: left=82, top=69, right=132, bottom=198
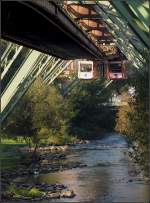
left=2, top=0, right=103, bottom=59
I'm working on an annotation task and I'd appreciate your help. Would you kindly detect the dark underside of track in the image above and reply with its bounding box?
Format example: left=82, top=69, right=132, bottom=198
left=2, top=1, right=103, bottom=60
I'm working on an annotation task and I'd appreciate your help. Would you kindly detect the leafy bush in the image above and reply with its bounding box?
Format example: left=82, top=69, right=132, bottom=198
left=8, top=185, right=44, bottom=198
left=28, top=188, right=44, bottom=197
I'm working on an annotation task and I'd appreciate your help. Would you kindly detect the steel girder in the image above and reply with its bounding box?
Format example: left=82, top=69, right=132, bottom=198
left=1, top=48, right=32, bottom=94
left=1, top=51, right=61, bottom=122
left=128, top=1, right=149, bottom=30
left=1, top=42, right=23, bottom=79
left=92, top=2, right=146, bottom=68
left=63, top=0, right=148, bottom=66
left=111, top=1, right=149, bottom=48
left=42, top=59, right=63, bottom=82
left=1, top=50, right=43, bottom=121
left=95, top=1, right=147, bottom=52
left=44, top=60, right=73, bottom=85
left=1, top=41, right=73, bottom=122
left=1, top=42, right=12, bottom=62
left=62, top=77, right=80, bottom=96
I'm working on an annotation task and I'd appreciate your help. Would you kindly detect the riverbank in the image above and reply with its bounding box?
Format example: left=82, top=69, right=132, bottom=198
left=1, top=134, right=149, bottom=202
left=1, top=143, right=87, bottom=202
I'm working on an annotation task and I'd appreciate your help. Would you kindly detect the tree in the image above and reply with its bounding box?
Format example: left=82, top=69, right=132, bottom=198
left=3, top=77, right=67, bottom=160
left=66, top=79, right=117, bottom=139
left=115, top=52, right=149, bottom=176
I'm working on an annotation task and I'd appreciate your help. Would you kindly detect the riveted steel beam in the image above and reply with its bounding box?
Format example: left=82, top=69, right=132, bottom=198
left=2, top=0, right=104, bottom=59
left=97, top=1, right=147, bottom=52
left=92, top=4, right=144, bottom=68
left=111, top=1, right=149, bottom=48
left=45, top=60, right=73, bottom=85
left=1, top=45, right=23, bottom=79
left=128, top=1, right=149, bottom=30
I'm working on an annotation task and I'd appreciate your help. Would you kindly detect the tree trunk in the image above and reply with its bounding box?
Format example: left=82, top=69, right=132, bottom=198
left=32, top=143, right=39, bottom=164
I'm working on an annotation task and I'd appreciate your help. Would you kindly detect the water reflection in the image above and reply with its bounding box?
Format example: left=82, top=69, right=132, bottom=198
left=17, top=133, right=149, bottom=202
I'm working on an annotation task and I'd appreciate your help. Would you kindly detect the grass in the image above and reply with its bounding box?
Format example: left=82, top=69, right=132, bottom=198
left=8, top=185, right=45, bottom=198
left=1, top=137, right=26, bottom=144
left=47, top=134, right=79, bottom=145
left=0, top=142, right=27, bottom=171
left=0, top=135, right=78, bottom=170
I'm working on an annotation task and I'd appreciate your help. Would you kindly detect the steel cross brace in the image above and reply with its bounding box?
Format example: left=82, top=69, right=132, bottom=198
left=46, top=60, right=73, bottom=85
left=1, top=48, right=33, bottom=95
left=128, top=1, right=149, bottom=31
left=97, top=1, right=146, bottom=52
left=1, top=52, right=54, bottom=122
left=40, top=56, right=58, bottom=78
left=62, top=77, right=80, bottom=96
left=93, top=3, right=145, bottom=68
left=111, top=0, right=149, bottom=48
left=1, top=51, right=42, bottom=113
left=1, top=43, right=24, bottom=78
left=42, top=59, right=63, bottom=82
left=1, top=41, right=12, bottom=62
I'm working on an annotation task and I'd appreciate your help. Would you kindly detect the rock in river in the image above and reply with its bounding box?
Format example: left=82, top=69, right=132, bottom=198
left=61, top=190, right=75, bottom=198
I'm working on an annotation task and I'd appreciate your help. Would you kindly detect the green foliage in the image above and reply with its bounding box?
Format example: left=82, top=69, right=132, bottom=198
left=47, top=134, right=78, bottom=145
left=28, top=188, right=44, bottom=197
left=115, top=52, right=149, bottom=176
left=1, top=137, right=25, bottom=144
left=2, top=77, right=68, bottom=148
left=8, top=185, right=44, bottom=198
left=1, top=143, right=26, bottom=170
left=66, top=79, right=116, bottom=139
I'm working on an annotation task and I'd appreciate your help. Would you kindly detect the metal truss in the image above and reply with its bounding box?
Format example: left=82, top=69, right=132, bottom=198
left=1, top=51, right=41, bottom=121
left=1, top=41, right=12, bottom=62
left=62, top=0, right=148, bottom=66
left=97, top=79, right=113, bottom=96
left=111, top=0, right=149, bottom=48
left=42, top=59, right=62, bottom=82
left=44, top=60, right=73, bottom=85
left=1, top=51, right=56, bottom=122
left=1, top=43, right=23, bottom=79
left=96, top=1, right=147, bottom=51
left=1, top=48, right=33, bottom=94
left=62, top=77, right=80, bottom=96
left=1, top=42, right=72, bottom=122
left=92, top=2, right=146, bottom=69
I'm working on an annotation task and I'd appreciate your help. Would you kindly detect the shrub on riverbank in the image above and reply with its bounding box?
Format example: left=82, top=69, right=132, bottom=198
left=115, top=52, right=149, bottom=176
left=2, top=77, right=72, bottom=153
left=8, top=185, right=45, bottom=198
left=66, top=79, right=117, bottom=139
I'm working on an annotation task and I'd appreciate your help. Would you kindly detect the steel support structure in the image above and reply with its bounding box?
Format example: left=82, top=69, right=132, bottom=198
left=62, top=77, right=80, bottom=96
left=111, top=0, right=149, bottom=48
left=1, top=41, right=73, bottom=122
left=92, top=2, right=146, bottom=68
left=1, top=51, right=42, bottom=121
left=1, top=43, right=23, bottom=79
left=44, top=60, right=73, bottom=85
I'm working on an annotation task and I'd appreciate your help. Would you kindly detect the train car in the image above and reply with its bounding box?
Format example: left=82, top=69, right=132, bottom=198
left=106, top=60, right=126, bottom=80
left=78, top=60, right=93, bottom=79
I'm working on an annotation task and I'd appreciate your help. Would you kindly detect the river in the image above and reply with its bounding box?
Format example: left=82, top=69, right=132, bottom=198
left=18, top=133, right=149, bottom=202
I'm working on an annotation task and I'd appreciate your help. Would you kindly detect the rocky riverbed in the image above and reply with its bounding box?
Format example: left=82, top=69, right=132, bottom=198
left=2, top=135, right=149, bottom=202
left=1, top=148, right=87, bottom=202
left=2, top=182, right=76, bottom=201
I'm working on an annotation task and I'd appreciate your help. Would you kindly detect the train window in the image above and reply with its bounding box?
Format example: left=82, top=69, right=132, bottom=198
left=109, top=63, right=121, bottom=73
left=107, top=61, right=126, bottom=80
left=78, top=60, right=93, bottom=79
left=80, top=64, right=92, bottom=72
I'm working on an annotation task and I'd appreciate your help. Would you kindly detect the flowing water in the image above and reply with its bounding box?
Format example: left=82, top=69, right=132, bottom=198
left=18, top=133, right=149, bottom=202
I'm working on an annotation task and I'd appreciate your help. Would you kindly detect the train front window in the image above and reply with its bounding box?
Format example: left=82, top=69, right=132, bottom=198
left=80, top=64, right=92, bottom=72
left=109, top=63, right=121, bottom=73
